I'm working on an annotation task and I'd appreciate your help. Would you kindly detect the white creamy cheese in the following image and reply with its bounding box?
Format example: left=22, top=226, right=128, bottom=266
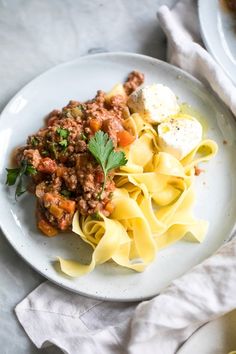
left=157, top=116, right=203, bottom=160
left=127, top=84, right=180, bottom=123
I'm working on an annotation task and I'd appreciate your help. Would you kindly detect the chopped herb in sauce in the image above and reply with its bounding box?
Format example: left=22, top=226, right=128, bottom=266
left=61, top=189, right=71, bottom=198
left=80, top=133, right=87, bottom=141
left=56, top=128, right=69, bottom=151
left=56, top=128, right=69, bottom=139
left=31, top=136, right=39, bottom=146
left=41, top=150, right=49, bottom=156
left=49, top=142, right=58, bottom=158
left=59, top=139, right=68, bottom=149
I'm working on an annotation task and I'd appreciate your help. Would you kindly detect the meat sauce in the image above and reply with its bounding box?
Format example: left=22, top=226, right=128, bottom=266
left=16, top=71, right=144, bottom=236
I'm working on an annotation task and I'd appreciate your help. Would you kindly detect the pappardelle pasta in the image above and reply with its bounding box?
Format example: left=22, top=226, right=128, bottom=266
left=6, top=71, right=218, bottom=277
left=58, top=78, right=218, bottom=277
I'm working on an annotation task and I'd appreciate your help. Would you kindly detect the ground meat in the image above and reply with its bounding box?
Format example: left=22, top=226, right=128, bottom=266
left=35, top=181, right=48, bottom=199
left=48, top=109, right=61, bottom=118
left=75, top=140, right=87, bottom=153
left=35, top=183, right=76, bottom=231
left=66, top=100, right=81, bottom=108
left=37, top=157, right=57, bottom=173
left=83, top=90, right=126, bottom=145
left=85, top=91, right=114, bottom=125
left=60, top=118, right=83, bottom=143
left=52, top=177, right=62, bottom=191
left=77, top=178, right=114, bottom=216
left=46, top=109, right=61, bottom=127
left=75, top=153, right=115, bottom=215
left=85, top=90, right=106, bottom=118
left=102, top=118, right=123, bottom=145
left=61, top=167, right=78, bottom=191
left=23, top=149, right=42, bottom=168
left=14, top=70, right=142, bottom=235
left=123, top=70, right=145, bottom=95
left=109, top=94, right=126, bottom=110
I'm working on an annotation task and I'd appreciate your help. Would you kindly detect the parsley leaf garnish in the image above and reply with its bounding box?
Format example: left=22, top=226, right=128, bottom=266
left=6, top=160, right=37, bottom=198
left=15, top=177, right=27, bottom=197
left=56, top=128, right=69, bottom=139
left=6, top=168, right=19, bottom=186
left=88, top=131, right=127, bottom=196
left=106, top=150, right=128, bottom=171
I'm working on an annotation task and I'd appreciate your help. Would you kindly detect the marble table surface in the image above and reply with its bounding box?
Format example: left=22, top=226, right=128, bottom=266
left=0, top=0, right=176, bottom=352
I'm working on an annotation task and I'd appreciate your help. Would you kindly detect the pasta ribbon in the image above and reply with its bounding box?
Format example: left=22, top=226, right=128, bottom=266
left=59, top=112, right=218, bottom=277
left=59, top=190, right=157, bottom=276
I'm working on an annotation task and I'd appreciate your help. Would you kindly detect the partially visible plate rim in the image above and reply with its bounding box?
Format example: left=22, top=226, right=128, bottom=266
left=198, top=0, right=236, bottom=85
left=0, top=51, right=221, bottom=120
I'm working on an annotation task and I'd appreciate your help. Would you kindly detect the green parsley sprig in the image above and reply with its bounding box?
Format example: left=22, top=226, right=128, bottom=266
left=88, top=131, right=127, bottom=196
left=6, top=160, right=37, bottom=198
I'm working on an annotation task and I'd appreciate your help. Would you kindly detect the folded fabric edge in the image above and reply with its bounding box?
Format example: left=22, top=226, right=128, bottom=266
left=157, top=5, right=236, bottom=117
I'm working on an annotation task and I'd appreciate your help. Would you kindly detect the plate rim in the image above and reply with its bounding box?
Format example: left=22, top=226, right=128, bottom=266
left=0, top=51, right=236, bottom=302
left=198, top=0, right=236, bottom=85
left=0, top=51, right=216, bottom=121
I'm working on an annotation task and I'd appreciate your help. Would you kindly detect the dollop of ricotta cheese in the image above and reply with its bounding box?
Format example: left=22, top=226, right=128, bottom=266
left=127, top=84, right=180, bottom=123
left=157, top=115, right=203, bottom=160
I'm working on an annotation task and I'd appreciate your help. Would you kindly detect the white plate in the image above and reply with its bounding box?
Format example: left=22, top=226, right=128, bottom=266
left=198, top=0, right=236, bottom=85
left=0, top=52, right=236, bottom=301
left=178, top=309, right=236, bottom=354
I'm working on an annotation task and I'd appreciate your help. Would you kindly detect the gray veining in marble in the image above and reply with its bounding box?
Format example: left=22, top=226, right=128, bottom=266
left=0, top=0, right=176, bottom=352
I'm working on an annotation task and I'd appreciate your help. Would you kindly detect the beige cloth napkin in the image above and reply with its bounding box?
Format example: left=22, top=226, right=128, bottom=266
left=15, top=1, right=236, bottom=353
left=158, top=0, right=236, bottom=115
left=15, top=239, right=236, bottom=354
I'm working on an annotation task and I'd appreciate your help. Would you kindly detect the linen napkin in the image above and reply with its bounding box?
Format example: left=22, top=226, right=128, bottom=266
left=15, top=0, right=236, bottom=353
left=15, top=239, right=236, bottom=354
left=158, top=0, right=236, bottom=115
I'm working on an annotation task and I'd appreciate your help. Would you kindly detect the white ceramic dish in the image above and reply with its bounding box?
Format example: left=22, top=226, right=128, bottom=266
left=0, top=52, right=236, bottom=301
left=178, top=309, right=236, bottom=354
left=198, top=0, right=236, bottom=85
